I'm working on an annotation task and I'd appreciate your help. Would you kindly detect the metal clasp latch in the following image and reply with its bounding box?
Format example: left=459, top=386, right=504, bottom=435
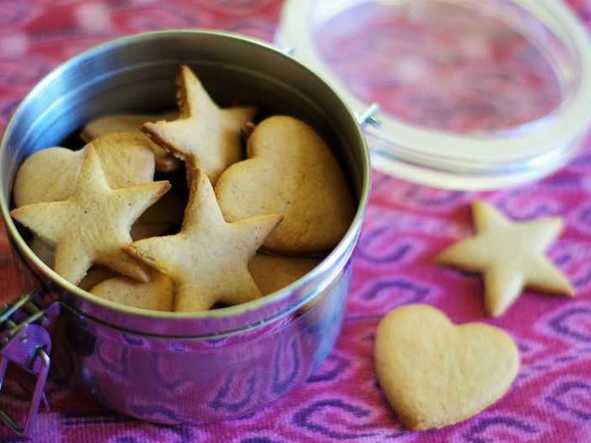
left=356, top=103, right=380, bottom=127
left=0, top=293, right=57, bottom=435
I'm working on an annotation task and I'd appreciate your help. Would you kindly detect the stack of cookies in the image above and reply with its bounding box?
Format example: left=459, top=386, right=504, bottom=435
left=11, top=66, right=355, bottom=312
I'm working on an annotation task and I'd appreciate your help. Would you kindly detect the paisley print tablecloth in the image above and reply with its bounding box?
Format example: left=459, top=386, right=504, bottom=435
left=2, top=1, right=591, bottom=441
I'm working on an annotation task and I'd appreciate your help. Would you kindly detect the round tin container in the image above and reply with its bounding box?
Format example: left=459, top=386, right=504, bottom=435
left=0, top=31, right=370, bottom=431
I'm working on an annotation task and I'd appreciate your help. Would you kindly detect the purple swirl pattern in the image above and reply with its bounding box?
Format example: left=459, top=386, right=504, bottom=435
left=1, top=0, right=591, bottom=442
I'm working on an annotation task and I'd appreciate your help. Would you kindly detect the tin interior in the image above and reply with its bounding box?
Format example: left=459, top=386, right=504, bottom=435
left=0, top=31, right=370, bottom=337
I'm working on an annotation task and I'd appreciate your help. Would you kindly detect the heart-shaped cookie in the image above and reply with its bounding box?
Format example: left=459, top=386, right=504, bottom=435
left=374, top=305, right=519, bottom=430
left=13, top=132, right=155, bottom=207
left=215, top=116, right=355, bottom=254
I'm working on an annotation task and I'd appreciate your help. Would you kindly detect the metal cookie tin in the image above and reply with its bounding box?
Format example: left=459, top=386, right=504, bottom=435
left=0, top=31, right=370, bottom=433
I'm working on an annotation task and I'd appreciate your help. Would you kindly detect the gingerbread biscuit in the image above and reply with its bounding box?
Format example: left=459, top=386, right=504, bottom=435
left=11, top=145, right=170, bottom=284
left=81, top=113, right=181, bottom=172
left=375, top=304, right=519, bottom=430
left=13, top=132, right=155, bottom=207
left=31, top=236, right=123, bottom=291
left=30, top=236, right=116, bottom=290
left=90, top=271, right=174, bottom=311
left=79, top=267, right=118, bottom=291
left=436, top=201, right=574, bottom=316
left=29, top=219, right=170, bottom=269
left=215, top=116, right=355, bottom=254
left=29, top=192, right=182, bottom=273
left=126, top=169, right=282, bottom=312
left=142, top=65, right=256, bottom=183
left=249, top=255, right=320, bottom=295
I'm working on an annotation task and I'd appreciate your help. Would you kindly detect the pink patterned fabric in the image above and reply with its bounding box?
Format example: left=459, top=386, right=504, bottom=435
left=1, top=1, right=591, bottom=441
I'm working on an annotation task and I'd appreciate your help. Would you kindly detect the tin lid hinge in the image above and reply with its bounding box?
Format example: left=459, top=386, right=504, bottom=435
left=0, top=292, right=58, bottom=435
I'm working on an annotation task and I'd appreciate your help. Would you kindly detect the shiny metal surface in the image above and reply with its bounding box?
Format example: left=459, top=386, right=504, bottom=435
left=54, top=263, right=351, bottom=423
left=0, top=31, right=370, bottom=423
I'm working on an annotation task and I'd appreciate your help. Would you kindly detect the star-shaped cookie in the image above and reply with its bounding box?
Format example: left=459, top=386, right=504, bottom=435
left=11, top=145, right=171, bottom=285
left=126, top=169, right=282, bottom=312
left=142, top=65, right=256, bottom=182
left=436, top=201, right=574, bottom=317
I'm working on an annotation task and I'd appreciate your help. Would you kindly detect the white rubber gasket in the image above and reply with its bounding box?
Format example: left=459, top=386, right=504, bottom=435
left=276, top=0, right=591, bottom=189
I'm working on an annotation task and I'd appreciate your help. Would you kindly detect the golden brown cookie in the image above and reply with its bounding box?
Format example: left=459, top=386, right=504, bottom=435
left=13, top=147, right=84, bottom=207
left=30, top=193, right=183, bottom=266
left=126, top=169, right=282, bottom=312
left=215, top=116, right=355, bottom=254
left=142, top=65, right=256, bottom=182
left=31, top=238, right=114, bottom=290
left=79, top=267, right=118, bottom=291
left=13, top=132, right=155, bottom=207
left=249, top=255, right=320, bottom=295
left=375, top=304, right=519, bottom=430
left=90, top=271, right=174, bottom=311
left=32, top=225, right=166, bottom=265
left=436, top=201, right=574, bottom=317
left=11, top=145, right=170, bottom=284
left=81, top=113, right=181, bottom=172
left=30, top=237, right=117, bottom=289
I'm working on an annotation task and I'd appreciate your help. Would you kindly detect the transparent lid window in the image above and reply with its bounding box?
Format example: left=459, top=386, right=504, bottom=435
left=277, top=0, right=591, bottom=190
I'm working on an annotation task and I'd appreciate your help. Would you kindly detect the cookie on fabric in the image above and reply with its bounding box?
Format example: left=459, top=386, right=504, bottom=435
left=436, top=201, right=574, bottom=317
left=375, top=304, right=519, bottom=431
left=11, top=145, right=170, bottom=284
left=249, top=255, right=320, bottom=295
left=142, top=65, right=256, bottom=183
left=90, top=270, right=174, bottom=311
left=81, top=113, right=181, bottom=172
left=126, top=169, right=282, bottom=312
left=13, top=132, right=155, bottom=207
left=215, top=116, right=355, bottom=255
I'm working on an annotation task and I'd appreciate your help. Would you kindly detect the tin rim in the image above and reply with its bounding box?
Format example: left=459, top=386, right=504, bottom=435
left=0, top=30, right=371, bottom=323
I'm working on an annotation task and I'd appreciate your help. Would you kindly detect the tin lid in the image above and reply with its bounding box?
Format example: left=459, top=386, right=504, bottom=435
left=276, top=0, right=591, bottom=190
